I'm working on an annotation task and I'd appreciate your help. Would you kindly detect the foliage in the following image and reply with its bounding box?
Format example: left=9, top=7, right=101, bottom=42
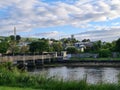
left=29, top=41, right=49, bottom=53
left=0, top=86, right=35, bottom=90
left=115, top=38, right=120, bottom=52
left=0, top=41, right=9, bottom=54
left=61, top=38, right=79, bottom=46
left=66, top=47, right=78, bottom=54
left=20, top=46, right=29, bottom=54
left=0, top=64, right=120, bottom=90
left=82, top=39, right=90, bottom=42
left=99, top=49, right=111, bottom=58
left=8, top=41, right=20, bottom=54
left=91, top=40, right=102, bottom=52
left=52, top=42, right=63, bottom=52
left=10, top=35, right=15, bottom=41
left=9, top=35, right=21, bottom=42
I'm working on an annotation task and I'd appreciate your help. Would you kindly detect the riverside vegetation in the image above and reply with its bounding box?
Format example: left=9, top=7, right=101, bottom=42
left=1, top=63, right=120, bottom=90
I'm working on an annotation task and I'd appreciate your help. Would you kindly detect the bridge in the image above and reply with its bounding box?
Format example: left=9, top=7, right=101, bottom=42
left=0, top=54, right=58, bottom=67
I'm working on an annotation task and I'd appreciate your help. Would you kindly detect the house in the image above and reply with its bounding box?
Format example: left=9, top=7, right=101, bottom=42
left=74, top=42, right=93, bottom=52
left=17, top=41, right=31, bottom=47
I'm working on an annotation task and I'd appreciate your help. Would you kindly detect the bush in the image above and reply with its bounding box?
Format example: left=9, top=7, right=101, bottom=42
left=66, top=47, right=78, bottom=54
left=99, top=49, right=111, bottom=58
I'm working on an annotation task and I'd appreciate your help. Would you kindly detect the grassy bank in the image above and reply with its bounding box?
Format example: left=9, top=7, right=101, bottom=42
left=0, top=86, right=37, bottom=90
left=70, top=57, right=120, bottom=60
left=1, top=63, right=120, bottom=90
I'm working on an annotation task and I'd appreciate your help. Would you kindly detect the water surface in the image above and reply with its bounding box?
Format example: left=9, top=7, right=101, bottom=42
left=28, top=66, right=120, bottom=84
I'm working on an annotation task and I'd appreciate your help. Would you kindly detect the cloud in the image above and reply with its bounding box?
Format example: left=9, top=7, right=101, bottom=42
left=0, top=0, right=120, bottom=41
left=75, top=27, right=120, bottom=42
left=0, top=0, right=120, bottom=27
left=29, top=31, right=60, bottom=38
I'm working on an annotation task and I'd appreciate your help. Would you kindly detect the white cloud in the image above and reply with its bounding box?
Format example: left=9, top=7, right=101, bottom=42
left=75, top=28, right=120, bottom=42
left=29, top=31, right=61, bottom=38
left=0, top=0, right=120, bottom=41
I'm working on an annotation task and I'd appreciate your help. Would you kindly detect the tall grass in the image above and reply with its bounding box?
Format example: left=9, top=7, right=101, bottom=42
left=0, top=63, right=120, bottom=90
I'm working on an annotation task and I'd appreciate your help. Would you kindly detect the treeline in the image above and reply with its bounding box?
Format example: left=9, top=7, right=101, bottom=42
left=66, top=39, right=120, bottom=58
left=0, top=36, right=63, bottom=55
left=0, top=35, right=120, bottom=58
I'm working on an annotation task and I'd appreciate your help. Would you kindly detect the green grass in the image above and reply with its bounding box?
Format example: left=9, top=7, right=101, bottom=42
left=0, top=86, right=38, bottom=90
left=70, top=57, right=120, bottom=60
left=1, top=63, right=120, bottom=90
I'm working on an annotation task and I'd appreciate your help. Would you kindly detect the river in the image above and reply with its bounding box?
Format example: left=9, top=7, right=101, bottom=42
left=28, top=66, right=120, bottom=84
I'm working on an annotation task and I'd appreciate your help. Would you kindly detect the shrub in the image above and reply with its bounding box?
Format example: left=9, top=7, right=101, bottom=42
left=99, top=49, right=111, bottom=58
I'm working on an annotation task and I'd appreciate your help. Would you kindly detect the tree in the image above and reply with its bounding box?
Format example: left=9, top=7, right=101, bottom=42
left=8, top=41, right=20, bottom=55
left=82, top=39, right=90, bottom=42
left=0, top=41, right=9, bottom=54
left=10, top=35, right=15, bottom=41
left=52, top=42, right=63, bottom=52
left=9, top=35, right=21, bottom=42
left=99, top=49, right=111, bottom=58
left=115, top=38, right=120, bottom=52
left=91, top=40, right=102, bottom=52
left=16, top=35, right=21, bottom=42
left=29, top=41, right=49, bottom=54
left=102, top=42, right=112, bottom=49
left=20, top=46, right=29, bottom=54
left=110, top=41, right=116, bottom=52
left=66, top=47, right=78, bottom=54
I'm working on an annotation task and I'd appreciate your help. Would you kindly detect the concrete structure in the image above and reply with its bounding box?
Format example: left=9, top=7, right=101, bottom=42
left=61, top=51, right=67, bottom=57
left=71, top=53, right=99, bottom=58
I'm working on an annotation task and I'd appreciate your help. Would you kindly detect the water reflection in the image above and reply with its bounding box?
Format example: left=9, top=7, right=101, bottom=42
left=29, top=66, right=120, bottom=84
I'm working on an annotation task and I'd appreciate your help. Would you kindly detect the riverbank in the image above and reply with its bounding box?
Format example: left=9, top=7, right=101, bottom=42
left=15, top=58, right=120, bottom=68
left=0, top=86, right=37, bottom=90
left=70, top=57, right=120, bottom=60
left=1, top=82, right=120, bottom=90
left=1, top=63, right=120, bottom=90
left=44, top=59, right=120, bottom=67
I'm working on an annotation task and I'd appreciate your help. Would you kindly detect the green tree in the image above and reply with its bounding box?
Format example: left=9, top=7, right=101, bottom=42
left=16, top=35, right=21, bottom=42
left=82, top=39, right=90, bottom=42
left=0, top=41, right=9, bottom=54
left=99, top=49, right=111, bottom=58
left=20, top=46, right=29, bottom=54
left=52, top=42, right=63, bottom=52
left=102, top=42, right=112, bottom=49
left=9, top=35, right=21, bottom=42
left=66, top=47, right=78, bottom=54
left=10, top=35, right=15, bottom=41
left=115, top=38, right=120, bottom=52
left=91, top=40, right=102, bottom=52
left=110, top=41, right=116, bottom=52
left=8, top=41, right=20, bottom=55
left=29, top=41, right=49, bottom=53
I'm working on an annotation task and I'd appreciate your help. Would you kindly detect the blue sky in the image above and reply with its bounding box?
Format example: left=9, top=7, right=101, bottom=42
left=0, top=0, right=120, bottom=41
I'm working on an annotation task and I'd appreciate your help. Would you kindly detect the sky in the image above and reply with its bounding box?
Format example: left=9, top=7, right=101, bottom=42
left=0, top=0, right=120, bottom=42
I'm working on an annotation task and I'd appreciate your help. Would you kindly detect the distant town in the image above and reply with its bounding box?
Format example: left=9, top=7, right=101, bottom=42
left=0, top=27, right=120, bottom=59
